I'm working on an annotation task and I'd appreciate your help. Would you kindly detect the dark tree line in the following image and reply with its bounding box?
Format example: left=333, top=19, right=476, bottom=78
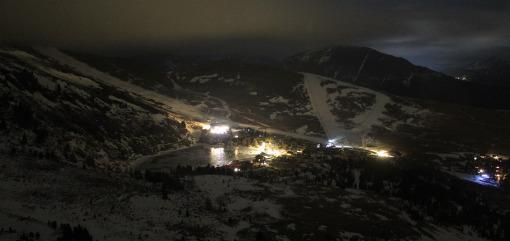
left=131, top=164, right=237, bottom=199
left=47, top=221, right=93, bottom=241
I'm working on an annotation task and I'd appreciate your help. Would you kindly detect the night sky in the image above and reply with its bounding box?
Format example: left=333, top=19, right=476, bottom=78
left=1, top=0, right=509, bottom=70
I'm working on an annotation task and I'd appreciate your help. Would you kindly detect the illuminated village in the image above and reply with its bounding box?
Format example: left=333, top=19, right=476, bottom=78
left=188, top=122, right=509, bottom=189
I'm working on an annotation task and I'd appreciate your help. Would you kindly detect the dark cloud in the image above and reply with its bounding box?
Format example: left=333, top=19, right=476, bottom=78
left=1, top=0, right=508, bottom=69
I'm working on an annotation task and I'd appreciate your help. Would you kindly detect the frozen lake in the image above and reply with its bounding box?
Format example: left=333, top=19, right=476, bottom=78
left=137, top=145, right=256, bottom=171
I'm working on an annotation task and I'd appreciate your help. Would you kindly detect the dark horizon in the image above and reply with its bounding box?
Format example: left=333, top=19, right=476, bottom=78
left=1, top=0, right=509, bottom=71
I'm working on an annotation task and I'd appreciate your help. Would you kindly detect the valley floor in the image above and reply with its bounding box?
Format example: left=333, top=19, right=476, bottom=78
left=0, top=153, right=500, bottom=241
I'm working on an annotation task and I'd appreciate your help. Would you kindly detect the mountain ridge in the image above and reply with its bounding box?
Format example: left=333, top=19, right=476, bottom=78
left=285, top=45, right=510, bottom=109
left=3, top=44, right=510, bottom=165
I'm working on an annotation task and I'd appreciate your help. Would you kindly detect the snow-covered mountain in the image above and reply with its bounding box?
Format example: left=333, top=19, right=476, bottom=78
left=2, top=44, right=510, bottom=164
left=286, top=46, right=510, bottom=109
left=63, top=50, right=510, bottom=154
left=62, top=52, right=420, bottom=145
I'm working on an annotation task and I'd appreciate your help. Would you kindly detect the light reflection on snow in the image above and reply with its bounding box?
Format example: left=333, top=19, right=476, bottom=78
left=210, top=147, right=228, bottom=166
left=474, top=175, right=499, bottom=187
left=448, top=171, right=500, bottom=188
left=209, top=147, right=252, bottom=167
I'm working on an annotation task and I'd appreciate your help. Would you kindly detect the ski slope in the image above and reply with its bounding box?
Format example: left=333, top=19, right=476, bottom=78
left=302, top=72, right=392, bottom=142
left=302, top=73, right=344, bottom=140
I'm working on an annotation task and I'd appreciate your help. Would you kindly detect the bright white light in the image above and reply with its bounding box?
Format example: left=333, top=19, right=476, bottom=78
left=210, top=125, right=229, bottom=134
left=326, top=139, right=336, bottom=148
left=373, top=150, right=393, bottom=158
left=202, top=124, right=211, bottom=130
left=234, top=135, right=239, bottom=138
left=234, top=168, right=241, bottom=172
left=210, top=147, right=227, bottom=166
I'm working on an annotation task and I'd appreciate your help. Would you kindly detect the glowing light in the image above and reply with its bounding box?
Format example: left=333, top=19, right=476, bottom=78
left=210, top=125, right=229, bottom=134
left=480, top=173, right=490, bottom=179
left=249, top=141, right=287, bottom=157
left=210, top=147, right=227, bottom=166
left=487, top=153, right=507, bottom=161
left=326, top=139, right=336, bottom=147
left=234, top=167, right=241, bottom=172
left=202, top=124, right=211, bottom=130
left=478, top=169, right=485, bottom=174
left=373, top=150, right=393, bottom=158
left=325, top=139, right=352, bottom=149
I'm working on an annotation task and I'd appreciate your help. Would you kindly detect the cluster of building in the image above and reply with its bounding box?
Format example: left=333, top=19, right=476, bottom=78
left=470, top=154, right=509, bottom=185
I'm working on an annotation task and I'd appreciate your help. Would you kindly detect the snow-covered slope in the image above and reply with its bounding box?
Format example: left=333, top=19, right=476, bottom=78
left=35, top=47, right=205, bottom=120
left=63, top=54, right=327, bottom=139
left=0, top=47, right=190, bottom=166
left=302, top=72, right=429, bottom=145
left=303, top=73, right=391, bottom=140
left=38, top=49, right=327, bottom=143
left=303, top=73, right=344, bottom=139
